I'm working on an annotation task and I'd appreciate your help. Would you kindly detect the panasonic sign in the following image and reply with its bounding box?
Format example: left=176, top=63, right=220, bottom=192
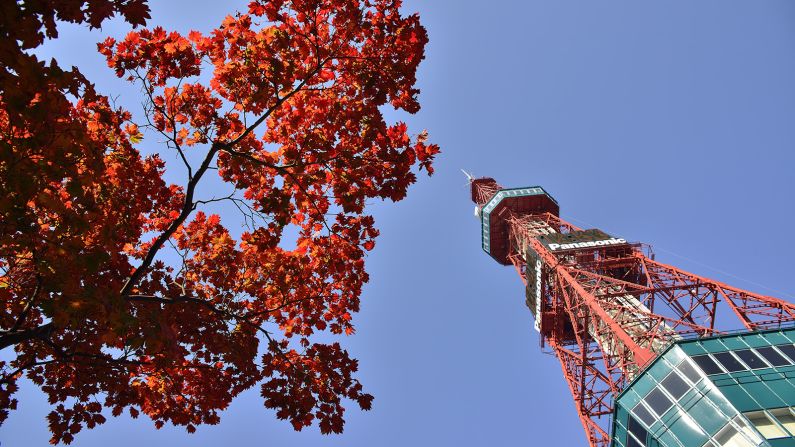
left=547, top=237, right=627, bottom=251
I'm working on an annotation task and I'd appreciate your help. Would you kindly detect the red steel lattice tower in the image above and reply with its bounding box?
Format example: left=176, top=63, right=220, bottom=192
left=469, top=177, right=795, bottom=447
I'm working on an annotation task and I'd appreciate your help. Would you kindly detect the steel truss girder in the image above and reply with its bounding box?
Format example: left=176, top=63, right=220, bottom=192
left=641, top=257, right=795, bottom=330
left=550, top=340, right=613, bottom=447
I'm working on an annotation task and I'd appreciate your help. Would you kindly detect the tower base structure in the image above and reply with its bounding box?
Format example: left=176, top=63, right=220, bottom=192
left=613, top=328, right=795, bottom=447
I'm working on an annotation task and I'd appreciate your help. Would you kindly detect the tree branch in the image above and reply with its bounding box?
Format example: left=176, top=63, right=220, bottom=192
left=119, top=141, right=220, bottom=297
left=0, top=322, right=53, bottom=351
left=120, top=58, right=330, bottom=298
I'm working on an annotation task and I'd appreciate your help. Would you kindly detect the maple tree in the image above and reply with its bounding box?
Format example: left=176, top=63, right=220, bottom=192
left=0, top=0, right=438, bottom=444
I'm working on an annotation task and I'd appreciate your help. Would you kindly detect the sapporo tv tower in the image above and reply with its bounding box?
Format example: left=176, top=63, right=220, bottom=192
left=470, top=177, right=795, bottom=447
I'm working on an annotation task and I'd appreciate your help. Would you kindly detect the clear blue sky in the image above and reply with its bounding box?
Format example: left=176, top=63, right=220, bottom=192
left=5, top=1, right=795, bottom=446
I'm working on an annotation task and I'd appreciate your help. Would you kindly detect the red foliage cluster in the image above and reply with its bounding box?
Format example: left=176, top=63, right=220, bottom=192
left=0, top=0, right=437, bottom=443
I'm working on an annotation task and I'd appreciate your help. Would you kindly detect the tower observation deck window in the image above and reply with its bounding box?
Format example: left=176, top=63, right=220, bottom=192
left=677, top=360, right=701, bottom=383
left=755, top=346, right=790, bottom=367
left=626, top=414, right=648, bottom=447
left=744, top=411, right=788, bottom=439
left=769, top=408, right=795, bottom=436
left=733, top=349, right=768, bottom=370
left=661, top=370, right=689, bottom=400
left=714, top=424, right=747, bottom=447
left=712, top=425, right=755, bottom=447
left=644, top=388, right=673, bottom=417
left=712, top=352, right=746, bottom=373
left=707, top=416, right=762, bottom=447
left=692, top=355, right=724, bottom=375
left=775, top=344, right=795, bottom=363
left=632, top=402, right=656, bottom=427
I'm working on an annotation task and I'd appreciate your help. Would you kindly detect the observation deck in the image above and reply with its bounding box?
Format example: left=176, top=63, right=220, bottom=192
left=473, top=181, right=559, bottom=265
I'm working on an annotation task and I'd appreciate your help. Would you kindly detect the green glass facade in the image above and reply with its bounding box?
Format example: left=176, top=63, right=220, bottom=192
left=611, top=328, right=795, bottom=447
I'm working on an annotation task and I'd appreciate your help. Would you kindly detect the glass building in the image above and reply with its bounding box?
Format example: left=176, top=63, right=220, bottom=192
left=611, top=328, right=795, bottom=447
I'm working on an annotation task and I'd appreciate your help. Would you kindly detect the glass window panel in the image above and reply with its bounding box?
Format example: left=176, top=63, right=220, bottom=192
left=723, top=433, right=756, bottom=447
left=769, top=408, right=795, bottom=435
left=692, top=354, right=724, bottom=375
left=734, top=349, right=768, bottom=369
left=658, top=430, right=682, bottom=447
left=762, top=332, right=790, bottom=345
left=670, top=409, right=708, bottom=446
left=708, top=388, right=738, bottom=416
left=632, top=402, right=656, bottom=427
left=627, top=414, right=647, bottom=441
left=738, top=429, right=762, bottom=446
left=745, top=411, right=788, bottom=439
left=714, top=424, right=755, bottom=447
left=756, top=346, right=790, bottom=367
left=715, top=424, right=737, bottom=444
left=626, top=436, right=643, bottom=447
left=667, top=346, right=686, bottom=364
left=644, top=388, right=673, bottom=417
left=713, top=352, right=746, bottom=372
left=661, top=371, right=690, bottom=400
left=689, top=397, right=730, bottom=434
left=733, top=416, right=763, bottom=445
left=678, top=360, right=702, bottom=383
left=776, top=344, right=795, bottom=363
